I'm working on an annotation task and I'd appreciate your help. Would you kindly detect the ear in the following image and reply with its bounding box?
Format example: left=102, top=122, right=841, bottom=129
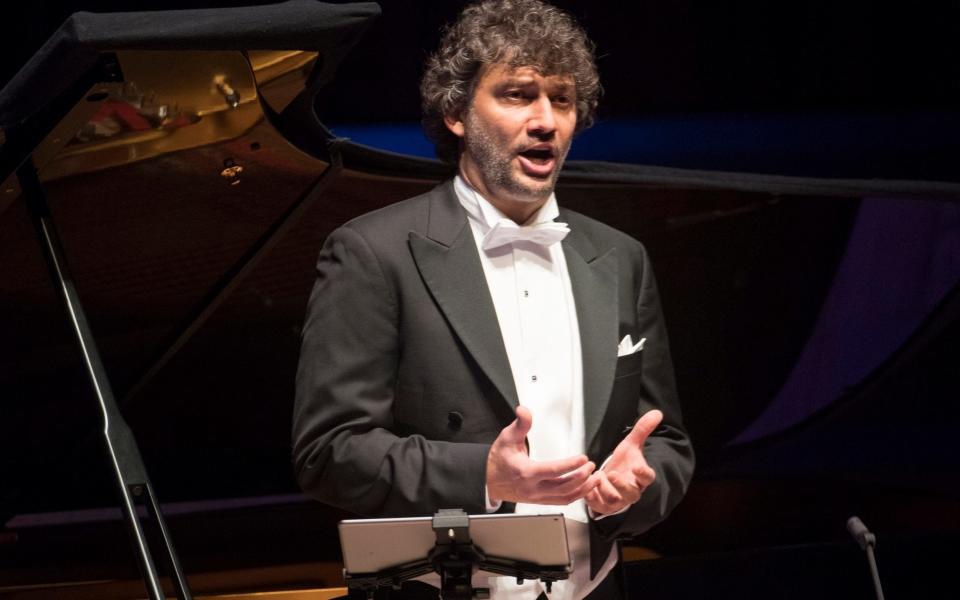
left=444, top=112, right=465, bottom=138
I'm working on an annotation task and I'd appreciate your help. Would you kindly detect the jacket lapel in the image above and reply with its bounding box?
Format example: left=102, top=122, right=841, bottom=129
left=561, top=216, right=619, bottom=455
left=408, top=183, right=520, bottom=411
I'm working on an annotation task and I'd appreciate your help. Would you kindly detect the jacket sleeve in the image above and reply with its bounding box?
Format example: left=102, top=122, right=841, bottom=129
left=292, top=225, right=491, bottom=517
left=594, top=245, right=696, bottom=540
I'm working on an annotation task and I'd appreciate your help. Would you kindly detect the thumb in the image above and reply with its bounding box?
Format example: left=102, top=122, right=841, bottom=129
left=508, top=405, right=534, bottom=440
left=513, top=406, right=533, bottom=439
left=626, top=409, right=663, bottom=446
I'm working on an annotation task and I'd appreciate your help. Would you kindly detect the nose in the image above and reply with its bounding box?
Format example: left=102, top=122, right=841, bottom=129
left=527, top=95, right=556, bottom=136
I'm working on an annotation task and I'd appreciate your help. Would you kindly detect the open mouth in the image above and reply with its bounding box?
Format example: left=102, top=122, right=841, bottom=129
left=517, top=145, right=557, bottom=177
left=519, top=147, right=554, bottom=164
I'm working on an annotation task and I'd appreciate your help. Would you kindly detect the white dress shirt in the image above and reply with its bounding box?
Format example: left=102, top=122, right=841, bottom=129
left=453, top=176, right=617, bottom=599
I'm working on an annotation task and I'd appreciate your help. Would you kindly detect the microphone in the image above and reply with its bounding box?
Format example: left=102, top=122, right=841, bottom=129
left=846, top=516, right=876, bottom=550
left=846, top=516, right=885, bottom=600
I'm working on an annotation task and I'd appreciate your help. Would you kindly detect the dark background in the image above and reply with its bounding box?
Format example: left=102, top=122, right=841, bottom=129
left=6, top=1, right=960, bottom=180
left=5, top=0, right=960, bottom=122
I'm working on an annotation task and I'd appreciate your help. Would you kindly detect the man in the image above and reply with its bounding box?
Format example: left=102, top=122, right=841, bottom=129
left=293, top=1, right=695, bottom=598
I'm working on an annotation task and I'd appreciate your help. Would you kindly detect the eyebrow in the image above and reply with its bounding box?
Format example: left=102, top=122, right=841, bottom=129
left=495, top=78, right=574, bottom=92
left=496, top=77, right=536, bottom=87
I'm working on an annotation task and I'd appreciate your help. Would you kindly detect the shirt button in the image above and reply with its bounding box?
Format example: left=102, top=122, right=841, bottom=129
left=531, top=375, right=537, bottom=382
left=523, top=290, right=529, bottom=297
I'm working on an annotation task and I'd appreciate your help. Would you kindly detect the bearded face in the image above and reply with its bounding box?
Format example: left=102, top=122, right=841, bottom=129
left=446, top=64, right=576, bottom=221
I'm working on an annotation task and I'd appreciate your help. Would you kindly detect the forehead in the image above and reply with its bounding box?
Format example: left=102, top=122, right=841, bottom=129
left=475, top=63, right=575, bottom=90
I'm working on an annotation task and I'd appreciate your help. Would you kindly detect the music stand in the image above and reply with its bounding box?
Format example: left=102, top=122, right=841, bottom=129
left=339, top=509, right=571, bottom=599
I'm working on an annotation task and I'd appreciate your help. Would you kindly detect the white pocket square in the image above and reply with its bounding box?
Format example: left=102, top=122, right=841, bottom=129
left=617, top=334, right=646, bottom=357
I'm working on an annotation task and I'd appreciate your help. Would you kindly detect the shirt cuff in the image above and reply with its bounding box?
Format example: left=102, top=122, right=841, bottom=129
left=588, top=503, right=629, bottom=520
left=485, top=485, right=502, bottom=513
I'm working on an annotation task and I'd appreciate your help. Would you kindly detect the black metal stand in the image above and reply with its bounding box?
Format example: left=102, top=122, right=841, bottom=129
left=429, top=509, right=490, bottom=600
left=345, top=509, right=569, bottom=600
left=17, top=157, right=193, bottom=600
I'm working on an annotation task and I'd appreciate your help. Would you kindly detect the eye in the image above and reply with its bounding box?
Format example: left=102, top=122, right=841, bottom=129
left=503, top=89, right=525, bottom=101
left=552, top=94, right=573, bottom=107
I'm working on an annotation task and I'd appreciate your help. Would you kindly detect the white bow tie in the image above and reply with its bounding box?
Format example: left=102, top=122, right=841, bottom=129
left=481, top=219, right=570, bottom=251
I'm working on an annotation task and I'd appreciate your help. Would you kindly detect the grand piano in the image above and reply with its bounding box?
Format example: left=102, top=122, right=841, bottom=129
left=2, top=2, right=958, bottom=599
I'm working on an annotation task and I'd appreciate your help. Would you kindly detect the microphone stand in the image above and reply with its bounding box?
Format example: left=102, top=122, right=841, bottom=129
left=847, top=516, right=886, bottom=600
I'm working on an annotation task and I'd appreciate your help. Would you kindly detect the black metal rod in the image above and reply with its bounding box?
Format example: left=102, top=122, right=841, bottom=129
left=18, top=158, right=192, bottom=600
left=143, top=481, right=192, bottom=600
left=122, top=141, right=345, bottom=404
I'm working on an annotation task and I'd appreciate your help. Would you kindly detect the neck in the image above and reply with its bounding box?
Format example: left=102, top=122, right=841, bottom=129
left=458, top=165, right=546, bottom=225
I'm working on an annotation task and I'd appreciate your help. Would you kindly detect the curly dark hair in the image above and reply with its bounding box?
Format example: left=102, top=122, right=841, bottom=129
left=420, top=0, right=601, bottom=164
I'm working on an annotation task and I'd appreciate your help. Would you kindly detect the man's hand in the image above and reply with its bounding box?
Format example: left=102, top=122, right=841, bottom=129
left=487, top=405, right=598, bottom=505
left=586, top=409, right=662, bottom=516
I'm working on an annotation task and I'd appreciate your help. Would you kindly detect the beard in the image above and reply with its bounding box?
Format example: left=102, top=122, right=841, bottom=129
left=462, top=110, right=570, bottom=203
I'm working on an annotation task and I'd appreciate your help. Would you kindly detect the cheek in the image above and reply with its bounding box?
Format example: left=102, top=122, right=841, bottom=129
left=467, top=112, right=513, bottom=144
left=491, top=119, right=524, bottom=145
left=557, top=122, right=577, bottom=153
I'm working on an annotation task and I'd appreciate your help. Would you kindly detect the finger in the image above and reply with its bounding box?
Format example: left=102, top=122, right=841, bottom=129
left=538, top=461, right=595, bottom=495
left=563, top=475, right=601, bottom=504
left=541, top=472, right=601, bottom=505
left=632, top=464, right=656, bottom=488
left=585, top=476, right=620, bottom=514
left=585, top=472, right=623, bottom=513
left=586, top=492, right=607, bottom=515
left=595, top=471, right=623, bottom=506
left=625, top=409, right=663, bottom=447
left=586, top=487, right=601, bottom=506
left=526, top=453, right=590, bottom=479
left=586, top=494, right=616, bottom=515
left=585, top=477, right=606, bottom=505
